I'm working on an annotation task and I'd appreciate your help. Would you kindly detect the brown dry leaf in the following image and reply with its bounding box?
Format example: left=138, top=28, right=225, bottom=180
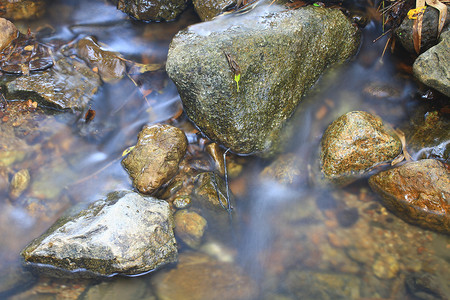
left=128, top=62, right=163, bottom=75
left=413, top=0, right=426, bottom=53
left=425, top=0, right=448, bottom=36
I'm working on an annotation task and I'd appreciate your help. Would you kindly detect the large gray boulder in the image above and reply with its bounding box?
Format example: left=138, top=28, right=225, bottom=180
left=413, top=30, right=450, bottom=97
left=21, top=191, right=177, bottom=278
left=166, top=4, right=360, bottom=156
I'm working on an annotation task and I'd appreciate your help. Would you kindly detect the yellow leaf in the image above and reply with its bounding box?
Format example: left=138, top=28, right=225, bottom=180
left=122, top=146, right=135, bottom=157
left=407, top=6, right=426, bottom=19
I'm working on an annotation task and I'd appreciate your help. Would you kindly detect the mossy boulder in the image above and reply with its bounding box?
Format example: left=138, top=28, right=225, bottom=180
left=166, top=5, right=360, bottom=156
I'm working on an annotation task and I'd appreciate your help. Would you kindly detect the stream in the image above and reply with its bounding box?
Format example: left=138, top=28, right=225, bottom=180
left=0, top=0, right=449, bottom=299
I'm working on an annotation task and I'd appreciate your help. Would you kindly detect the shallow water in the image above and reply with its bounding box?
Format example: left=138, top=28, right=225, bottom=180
left=0, top=0, right=449, bottom=299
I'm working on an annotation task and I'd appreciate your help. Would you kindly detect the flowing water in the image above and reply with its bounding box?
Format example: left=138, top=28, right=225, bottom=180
left=0, top=0, right=449, bottom=299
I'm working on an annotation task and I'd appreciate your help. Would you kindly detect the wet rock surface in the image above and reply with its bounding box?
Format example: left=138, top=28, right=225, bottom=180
left=76, top=36, right=126, bottom=83
left=193, top=172, right=235, bottom=239
left=152, top=252, right=258, bottom=300
left=0, top=18, right=18, bottom=52
left=193, top=0, right=234, bottom=21
left=369, top=159, right=450, bottom=234
left=4, top=55, right=101, bottom=110
left=260, top=153, right=307, bottom=186
left=0, top=0, right=46, bottom=20
left=21, top=191, right=178, bottom=278
left=413, top=31, right=450, bottom=97
left=166, top=5, right=360, bottom=156
left=174, top=210, right=207, bottom=248
left=320, top=111, right=402, bottom=186
left=284, top=270, right=361, bottom=299
left=404, top=110, right=450, bottom=161
left=395, top=7, right=450, bottom=54
left=116, top=0, right=189, bottom=21
left=122, top=124, right=187, bottom=194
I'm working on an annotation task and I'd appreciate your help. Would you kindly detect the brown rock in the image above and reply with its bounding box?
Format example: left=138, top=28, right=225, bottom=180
left=192, top=0, right=234, bottom=21
left=122, top=124, right=187, bottom=194
left=0, top=17, right=17, bottom=52
left=77, top=37, right=126, bottom=83
left=320, top=111, right=402, bottom=186
left=174, top=210, right=207, bottom=248
left=0, top=0, right=46, bottom=20
left=153, top=253, right=258, bottom=300
left=369, top=159, right=450, bottom=234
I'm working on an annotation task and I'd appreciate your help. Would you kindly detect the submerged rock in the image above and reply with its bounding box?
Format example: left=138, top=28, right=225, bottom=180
left=284, top=270, right=361, bottom=300
left=193, top=0, right=234, bottom=21
left=116, top=0, right=189, bottom=21
left=0, top=18, right=18, bottom=52
left=193, top=172, right=235, bottom=239
left=122, top=124, right=187, bottom=194
left=320, top=111, right=402, bottom=186
left=152, top=253, right=258, bottom=300
left=9, top=168, right=30, bottom=200
left=76, top=36, right=126, bottom=83
left=0, top=0, right=46, bottom=20
left=174, top=210, right=207, bottom=248
left=21, top=191, right=178, bottom=278
left=259, top=153, right=307, bottom=186
left=369, top=159, right=450, bottom=234
left=405, top=110, right=450, bottom=161
left=166, top=5, right=360, bottom=156
left=413, top=31, right=450, bottom=97
left=5, top=55, right=101, bottom=110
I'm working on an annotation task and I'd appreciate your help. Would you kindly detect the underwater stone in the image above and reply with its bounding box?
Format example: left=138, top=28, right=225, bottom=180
left=122, top=124, right=187, bottom=194
left=166, top=5, right=360, bottom=156
left=193, top=0, right=234, bottom=21
left=369, top=159, right=450, bottom=234
left=6, top=55, right=101, bottom=110
left=320, top=111, right=402, bottom=186
left=21, top=191, right=178, bottom=278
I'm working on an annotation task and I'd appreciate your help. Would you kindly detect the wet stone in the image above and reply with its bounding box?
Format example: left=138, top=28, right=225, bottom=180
left=152, top=253, right=258, bottom=300
left=413, top=30, right=450, bottom=97
left=320, top=111, right=402, bottom=186
left=395, top=6, right=450, bottom=54
left=20, top=190, right=178, bottom=278
left=5, top=54, right=101, bottom=110
left=284, top=270, right=361, bottom=300
left=122, top=124, right=187, bottom=194
left=0, top=0, right=46, bottom=20
left=369, top=159, right=450, bottom=234
left=192, top=0, right=234, bottom=21
left=9, top=168, right=30, bottom=200
left=405, top=110, right=450, bottom=161
left=116, top=0, right=189, bottom=21
left=82, top=277, right=156, bottom=300
left=0, top=18, right=18, bottom=52
left=166, top=5, right=360, bottom=156
left=362, top=81, right=403, bottom=101
left=405, top=272, right=450, bottom=300
left=76, top=36, right=126, bottom=83
left=260, top=153, right=307, bottom=186
left=372, top=254, right=399, bottom=279
left=174, top=209, right=207, bottom=249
